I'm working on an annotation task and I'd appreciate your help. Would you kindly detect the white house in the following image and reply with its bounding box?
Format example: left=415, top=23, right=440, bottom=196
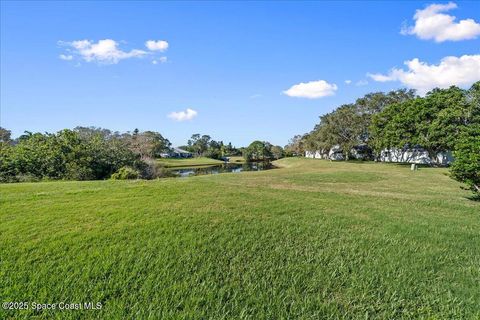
left=160, top=147, right=193, bottom=158
left=305, top=145, right=370, bottom=161
left=306, top=146, right=453, bottom=165
left=379, top=148, right=453, bottom=165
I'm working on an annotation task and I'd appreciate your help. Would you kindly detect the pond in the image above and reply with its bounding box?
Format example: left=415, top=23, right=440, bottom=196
left=168, top=162, right=275, bottom=177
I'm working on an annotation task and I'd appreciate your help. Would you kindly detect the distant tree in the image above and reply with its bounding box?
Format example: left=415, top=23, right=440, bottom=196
left=0, top=127, right=12, bottom=145
left=187, top=134, right=211, bottom=157
left=74, top=126, right=113, bottom=140
left=127, top=130, right=171, bottom=159
left=223, top=142, right=240, bottom=156
left=284, top=135, right=306, bottom=156
left=270, top=145, right=284, bottom=160
left=314, top=105, right=365, bottom=160
left=354, top=89, right=416, bottom=146
left=0, top=128, right=148, bottom=182
left=243, top=141, right=272, bottom=161
left=300, top=89, right=417, bottom=160
left=355, top=89, right=416, bottom=115
left=205, top=139, right=223, bottom=159
left=184, top=134, right=230, bottom=159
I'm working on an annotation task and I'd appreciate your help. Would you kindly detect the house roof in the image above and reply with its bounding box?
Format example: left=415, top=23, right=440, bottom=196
left=173, top=147, right=191, bottom=154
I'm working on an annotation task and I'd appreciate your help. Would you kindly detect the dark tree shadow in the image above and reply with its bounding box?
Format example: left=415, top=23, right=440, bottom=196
left=465, top=194, right=480, bottom=202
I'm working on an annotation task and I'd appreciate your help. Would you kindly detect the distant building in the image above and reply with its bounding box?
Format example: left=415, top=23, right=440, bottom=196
left=160, top=147, right=193, bottom=158
left=305, top=145, right=453, bottom=165
left=379, top=148, right=453, bottom=165
left=305, top=144, right=371, bottom=161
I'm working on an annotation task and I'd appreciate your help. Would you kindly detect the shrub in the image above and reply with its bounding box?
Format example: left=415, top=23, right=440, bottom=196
left=110, top=166, right=140, bottom=180
left=137, top=158, right=175, bottom=179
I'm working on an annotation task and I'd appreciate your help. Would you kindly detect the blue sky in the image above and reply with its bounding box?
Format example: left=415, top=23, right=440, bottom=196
left=1, top=1, right=479, bottom=147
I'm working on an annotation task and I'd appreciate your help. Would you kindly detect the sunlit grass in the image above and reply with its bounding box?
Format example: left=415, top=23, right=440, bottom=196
left=227, top=156, right=246, bottom=163
left=156, top=157, right=224, bottom=167
left=1, top=158, right=479, bottom=319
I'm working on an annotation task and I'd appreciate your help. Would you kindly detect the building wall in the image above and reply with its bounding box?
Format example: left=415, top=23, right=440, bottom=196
left=306, top=147, right=454, bottom=165
left=379, top=149, right=453, bottom=165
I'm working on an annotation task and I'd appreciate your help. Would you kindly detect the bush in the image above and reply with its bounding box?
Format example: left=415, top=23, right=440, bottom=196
left=110, top=166, right=140, bottom=180
left=0, top=129, right=142, bottom=182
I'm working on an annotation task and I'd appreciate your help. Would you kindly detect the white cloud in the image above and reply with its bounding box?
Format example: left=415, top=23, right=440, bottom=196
left=146, top=40, right=169, bottom=52
left=401, top=2, right=480, bottom=42
left=60, top=39, right=148, bottom=64
left=367, top=54, right=480, bottom=95
left=168, top=108, right=198, bottom=121
left=367, top=74, right=392, bottom=82
left=250, top=94, right=263, bottom=99
left=283, top=80, right=337, bottom=99
left=59, top=54, right=73, bottom=61
left=152, top=57, right=167, bottom=65
left=355, top=80, right=368, bottom=86
left=344, top=80, right=352, bottom=84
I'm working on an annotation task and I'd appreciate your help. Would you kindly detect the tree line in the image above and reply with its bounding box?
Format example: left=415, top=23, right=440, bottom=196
left=180, top=134, right=285, bottom=162
left=0, top=128, right=285, bottom=182
left=180, top=134, right=241, bottom=159
left=0, top=127, right=172, bottom=182
left=287, top=82, right=479, bottom=196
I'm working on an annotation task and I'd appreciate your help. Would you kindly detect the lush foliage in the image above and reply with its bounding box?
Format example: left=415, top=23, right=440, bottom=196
left=110, top=166, right=141, bottom=180
left=243, top=140, right=273, bottom=161
left=270, top=145, right=285, bottom=159
left=184, top=134, right=239, bottom=159
left=303, top=89, right=416, bottom=159
left=1, top=159, right=478, bottom=319
left=370, top=84, right=479, bottom=162
left=284, top=134, right=307, bottom=156
left=0, top=127, right=171, bottom=182
left=450, top=125, right=480, bottom=196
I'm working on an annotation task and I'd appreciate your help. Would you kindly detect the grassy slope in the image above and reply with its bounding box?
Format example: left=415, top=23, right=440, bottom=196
left=1, top=158, right=479, bottom=319
left=156, top=157, right=224, bottom=168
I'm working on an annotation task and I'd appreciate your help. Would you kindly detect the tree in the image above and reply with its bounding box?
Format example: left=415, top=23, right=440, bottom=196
left=185, top=134, right=229, bottom=159
left=304, top=89, right=417, bottom=160
left=311, top=104, right=364, bottom=160
left=370, top=85, right=478, bottom=164
left=0, top=128, right=152, bottom=182
left=187, top=134, right=211, bottom=157
left=0, top=127, right=12, bottom=145
left=270, top=145, right=284, bottom=160
left=127, top=130, right=171, bottom=159
left=223, top=142, right=240, bottom=156
left=449, top=82, right=480, bottom=196
left=243, top=141, right=272, bottom=161
left=284, top=135, right=306, bottom=156
left=450, top=125, right=480, bottom=196
left=370, top=98, right=422, bottom=158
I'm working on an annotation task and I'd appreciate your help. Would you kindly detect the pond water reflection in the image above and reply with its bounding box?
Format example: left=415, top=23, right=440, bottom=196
left=169, top=162, right=274, bottom=177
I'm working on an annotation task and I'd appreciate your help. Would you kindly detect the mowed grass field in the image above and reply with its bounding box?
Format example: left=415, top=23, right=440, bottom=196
left=1, top=158, right=479, bottom=319
left=157, top=157, right=224, bottom=168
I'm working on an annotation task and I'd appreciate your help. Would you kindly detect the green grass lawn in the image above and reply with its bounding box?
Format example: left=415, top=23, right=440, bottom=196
left=227, top=156, right=246, bottom=163
left=1, top=158, right=479, bottom=319
left=156, top=157, right=224, bottom=168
